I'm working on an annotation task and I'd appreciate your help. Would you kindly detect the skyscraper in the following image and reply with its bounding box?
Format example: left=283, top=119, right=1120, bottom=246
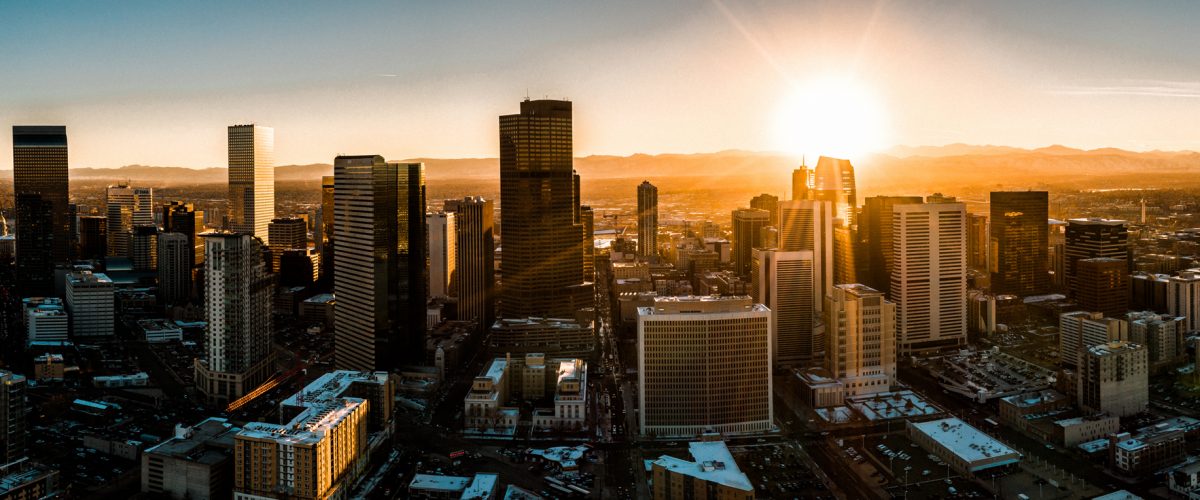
left=1076, top=257, right=1130, bottom=318
left=750, top=193, right=779, bottom=226
left=581, top=205, right=596, bottom=282
left=333, top=156, right=427, bottom=372
left=990, top=191, right=1049, bottom=296
left=810, top=156, right=857, bottom=223
left=105, top=184, right=154, bottom=258
left=130, top=225, right=159, bottom=272
left=13, top=126, right=69, bottom=296
left=498, top=99, right=590, bottom=318
left=824, top=284, right=896, bottom=398
left=161, top=201, right=205, bottom=267
left=227, top=124, right=275, bottom=244
left=859, top=195, right=924, bottom=296
left=751, top=249, right=817, bottom=367
left=791, top=164, right=811, bottom=201
left=319, top=175, right=335, bottom=283
left=427, top=212, right=457, bottom=299
left=967, top=213, right=989, bottom=272
left=637, top=181, right=658, bottom=260
left=78, top=215, right=107, bottom=260
left=1065, top=218, right=1130, bottom=293
left=732, top=208, right=770, bottom=277
left=267, top=217, right=307, bottom=273
left=444, top=197, right=496, bottom=333
left=779, top=199, right=834, bottom=310
left=891, top=201, right=967, bottom=355
left=194, top=233, right=274, bottom=404
left=158, top=232, right=192, bottom=306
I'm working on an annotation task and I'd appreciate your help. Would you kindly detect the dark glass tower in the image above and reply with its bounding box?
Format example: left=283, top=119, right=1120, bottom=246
left=162, top=201, right=205, bottom=267
left=859, top=195, right=924, bottom=296
left=13, top=126, right=69, bottom=296
left=498, top=99, right=589, bottom=319
left=637, top=181, right=658, bottom=260
left=990, top=191, right=1050, bottom=296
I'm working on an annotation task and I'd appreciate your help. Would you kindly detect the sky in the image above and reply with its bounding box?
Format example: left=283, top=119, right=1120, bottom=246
left=2, top=0, right=1200, bottom=168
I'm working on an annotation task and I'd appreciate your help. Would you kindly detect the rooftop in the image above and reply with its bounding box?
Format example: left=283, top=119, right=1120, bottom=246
left=1088, top=341, right=1144, bottom=357
left=409, top=473, right=470, bottom=492
left=910, top=417, right=1020, bottom=468
left=640, top=295, right=767, bottom=315
left=1001, top=389, right=1066, bottom=409
left=651, top=441, right=752, bottom=492
left=462, top=473, right=499, bottom=499
left=303, top=293, right=335, bottom=304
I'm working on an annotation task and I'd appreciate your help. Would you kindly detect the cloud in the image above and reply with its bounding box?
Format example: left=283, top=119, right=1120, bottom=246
left=1046, top=79, right=1200, bottom=98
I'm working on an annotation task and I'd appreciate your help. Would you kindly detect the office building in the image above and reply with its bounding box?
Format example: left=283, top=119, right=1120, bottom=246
left=78, top=215, right=107, bottom=260
left=130, top=225, right=159, bottom=272
left=859, top=195, right=924, bottom=296
left=428, top=212, right=457, bottom=299
left=750, top=193, right=779, bottom=226
left=158, top=233, right=192, bottom=306
left=1078, top=341, right=1149, bottom=418
left=1127, top=311, right=1187, bottom=371
left=499, top=99, right=590, bottom=319
left=638, top=181, right=659, bottom=260
left=65, top=271, right=115, bottom=337
left=581, top=204, right=596, bottom=282
left=105, top=184, right=154, bottom=258
left=825, top=284, right=896, bottom=398
left=463, top=354, right=587, bottom=433
left=907, top=418, right=1021, bottom=476
left=1167, top=270, right=1200, bottom=332
left=649, top=439, right=754, bottom=500
left=13, top=126, right=69, bottom=295
left=779, top=199, right=834, bottom=308
left=638, top=296, right=772, bottom=437
left=1065, top=218, right=1130, bottom=291
left=990, top=191, right=1049, bottom=296
left=267, top=217, right=307, bottom=273
left=751, top=249, right=817, bottom=367
left=1060, top=311, right=1128, bottom=368
left=0, top=370, right=26, bottom=464
left=162, top=201, right=205, bottom=267
left=891, top=202, right=967, bottom=355
left=967, top=213, right=989, bottom=271
left=488, top=317, right=595, bottom=360
left=1076, top=257, right=1130, bottom=317
left=792, top=164, right=811, bottom=201
left=333, top=156, right=427, bottom=371
left=26, top=299, right=68, bottom=344
left=142, top=417, right=239, bottom=500
left=194, top=233, right=274, bottom=405
left=318, top=175, right=336, bottom=284
left=1109, top=418, right=1191, bottom=476
left=227, top=124, right=274, bottom=243
left=810, top=156, right=857, bottom=224
left=444, top=197, right=496, bottom=332
left=731, top=208, right=770, bottom=277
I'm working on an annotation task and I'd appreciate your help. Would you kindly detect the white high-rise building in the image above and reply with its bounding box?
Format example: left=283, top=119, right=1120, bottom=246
left=65, top=271, right=114, bottom=337
left=751, top=248, right=817, bottom=367
left=637, top=296, right=772, bottom=437
left=1059, top=311, right=1128, bottom=367
left=825, top=284, right=896, bottom=397
left=26, top=299, right=68, bottom=344
left=1167, top=270, right=1200, bottom=332
left=778, top=199, right=834, bottom=313
left=228, top=124, right=275, bottom=244
left=105, top=184, right=153, bottom=257
left=891, top=202, right=967, bottom=355
left=427, top=212, right=457, bottom=299
left=194, top=232, right=273, bottom=404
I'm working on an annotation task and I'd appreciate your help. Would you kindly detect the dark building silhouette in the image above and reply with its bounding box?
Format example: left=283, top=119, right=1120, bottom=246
left=637, top=181, right=658, bottom=260
left=858, top=195, right=923, bottom=296
left=990, top=191, right=1049, bottom=296
left=732, top=208, right=770, bottom=277
left=318, top=175, right=335, bottom=287
left=444, top=197, right=495, bottom=333
left=750, top=193, right=779, bottom=226
left=498, top=99, right=590, bottom=319
left=1065, top=218, right=1130, bottom=295
left=13, top=126, right=69, bottom=296
left=792, top=165, right=811, bottom=201
left=811, top=156, right=857, bottom=223
left=78, top=215, right=108, bottom=261
left=1076, top=257, right=1130, bottom=318
left=162, top=201, right=205, bottom=267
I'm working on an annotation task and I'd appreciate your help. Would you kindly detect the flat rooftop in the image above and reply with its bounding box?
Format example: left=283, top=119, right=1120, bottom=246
left=650, top=441, right=752, bottom=492
left=409, top=473, right=470, bottom=492
left=910, top=417, right=1020, bottom=469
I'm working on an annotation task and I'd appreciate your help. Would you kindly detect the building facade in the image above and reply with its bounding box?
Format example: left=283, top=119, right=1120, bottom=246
left=1078, top=341, right=1149, bottom=418
left=443, top=197, right=496, bottom=333
left=227, top=124, right=275, bottom=244
left=13, top=126, right=70, bottom=296
left=65, top=271, right=115, bottom=337
left=891, top=202, right=967, bottom=355
left=427, top=212, right=457, bottom=299
left=750, top=249, right=817, bottom=367
left=731, top=208, right=770, bottom=278
left=638, top=181, right=659, bottom=259
left=824, top=284, right=896, bottom=398
left=990, top=191, right=1049, bottom=296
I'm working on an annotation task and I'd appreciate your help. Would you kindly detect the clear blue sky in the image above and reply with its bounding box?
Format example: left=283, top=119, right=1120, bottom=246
left=3, top=0, right=1199, bottom=167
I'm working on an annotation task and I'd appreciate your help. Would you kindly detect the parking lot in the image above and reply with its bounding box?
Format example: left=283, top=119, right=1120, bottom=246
left=857, top=432, right=989, bottom=499
left=732, top=442, right=832, bottom=499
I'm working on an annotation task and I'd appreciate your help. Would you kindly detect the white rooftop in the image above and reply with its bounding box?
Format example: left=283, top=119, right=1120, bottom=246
left=462, top=473, right=499, bottom=499
left=650, top=441, right=752, bottom=492
left=409, top=473, right=470, bottom=492
left=910, top=417, right=1020, bottom=467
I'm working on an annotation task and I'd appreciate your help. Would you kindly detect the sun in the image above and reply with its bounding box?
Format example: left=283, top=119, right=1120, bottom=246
left=772, top=75, right=890, bottom=162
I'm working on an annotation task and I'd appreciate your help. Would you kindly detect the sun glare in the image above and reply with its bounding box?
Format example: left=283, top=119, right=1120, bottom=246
left=772, top=76, right=889, bottom=162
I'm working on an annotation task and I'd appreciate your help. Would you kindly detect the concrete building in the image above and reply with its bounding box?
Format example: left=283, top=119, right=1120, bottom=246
left=25, top=298, right=68, bottom=344
left=1167, top=270, right=1200, bottom=332
left=227, top=124, right=275, bottom=244
left=649, top=439, right=754, bottom=500
left=1078, top=341, right=1149, bottom=418
left=1109, top=422, right=1187, bottom=476
left=408, top=473, right=499, bottom=499
left=908, top=417, right=1021, bottom=476
left=1060, top=311, right=1128, bottom=368
left=824, top=284, right=896, bottom=398
left=858, top=195, right=924, bottom=296
left=487, top=317, right=595, bottom=360
left=463, top=354, right=587, bottom=433
left=750, top=249, right=816, bottom=367
left=638, top=296, right=772, bottom=437
left=1127, top=311, right=1187, bottom=372
left=141, top=417, right=239, bottom=500
left=65, top=271, right=114, bottom=337
left=0, top=371, right=26, bottom=464
left=428, top=212, right=457, bottom=299
left=891, top=202, right=967, bottom=355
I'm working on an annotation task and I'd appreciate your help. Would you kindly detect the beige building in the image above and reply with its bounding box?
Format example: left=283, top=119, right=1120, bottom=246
left=891, top=201, right=967, bottom=355
left=1078, top=341, right=1149, bottom=418
left=824, top=284, right=896, bottom=398
left=1060, top=311, right=1128, bottom=368
left=463, top=354, right=588, bottom=433
left=650, top=438, right=753, bottom=500
left=638, top=296, right=772, bottom=437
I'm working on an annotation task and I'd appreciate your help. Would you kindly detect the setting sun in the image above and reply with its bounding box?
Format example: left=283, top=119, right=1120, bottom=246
left=772, top=75, right=890, bottom=162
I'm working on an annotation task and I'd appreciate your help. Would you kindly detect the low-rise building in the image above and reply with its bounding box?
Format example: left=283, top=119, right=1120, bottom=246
left=138, top=319, right=184, bottom=343
left=464, top=354, right=588, bottom=433
left=142, top=417, right=239, bottom=500
left=93, top=372, right=150, bottom=388
left=1109, top=420, right=1188, bottom=476
left=1169, top=461, right=1200, bottom=499
left=907, top=418, right=1021, bottom=476
left=0, top=463, right=61, bottom=500
left=24, top=298, right=68, bottom=345
left=299, top=293, right=335, bottom=330
left=408, top=473, right=499, bottom=499
left=1054, top=415, right=1120, bottom=447
left=649, top=438, right=754, bottom=500
left=488, top=318, right=595, bottom=361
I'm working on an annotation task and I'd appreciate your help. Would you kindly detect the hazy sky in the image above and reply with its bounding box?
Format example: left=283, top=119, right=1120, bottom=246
left=3, top=0, right=1200, bottom=168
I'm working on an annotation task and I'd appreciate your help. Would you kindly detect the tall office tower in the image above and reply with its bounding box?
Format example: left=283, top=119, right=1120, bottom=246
left=990, top=191, right=1049, bottom=296
left=162, top=201, right=205, bottom=267
left=194, top=233, right=274, bottom=404
left=732, top=208, right=771, bottom=277
left=427, top=212, right=457, bottom=299
left=333, top=156, right=427, bottom=371
left=319, top=175, right=335, bottom=283
left=13, top=126, right=69, bottom=296
left=267, top=217, right=307, bottom=272
left=1076, top=257, right=1131, bottom=317
left=227, top=124, right=275, bottom=244
left=792, top=164, right=811, bottom=201
left=1059, top=311, right=1128, bottom=368
left=825, top=284, right=897, bottom=397
left=810, top=156, right=857, bottom=223
left=130, top=225, right=159, bottom=272
left=77, top=215, right=107, bottom=260
left=157, top=233, right=191, bottom=306
left=1077, top=341, right=1148, bottom=418
left=1048, top=219, right=1067, bottom=288
left=751, top=249, right=816, bottom=367
left=858, top=196, right=924, bottom=296
left=750, top=193, right=780, bottom=226
left=499, top=99, right=590, bottom=319
left=0, top=371, right=26, bottom=464
left=833, top=223, right=859, bottom=285
left=967, top=213, right=989, bottom=271
left=637, top=296, right=772, bottom=437
left=779, top=199, right=834, bottom=308
left=444, top=197, right=496, bottom=333
left=1065, top=218, right=1130, bottom=292
left=1167, top=270, right=1200, bottom=332
left=581, top=205, right=596, bottom=282
left=637, top=181, right=659, bottom=260
left=891, top=202, right=968, bottom=355
left=105, top=184, right=154, bottom=258
left=65, top=271, right=114, bottom=337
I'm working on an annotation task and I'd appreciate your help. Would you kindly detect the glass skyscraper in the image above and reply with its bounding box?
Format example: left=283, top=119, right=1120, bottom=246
left=13, top=126, right=69, bottom=296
